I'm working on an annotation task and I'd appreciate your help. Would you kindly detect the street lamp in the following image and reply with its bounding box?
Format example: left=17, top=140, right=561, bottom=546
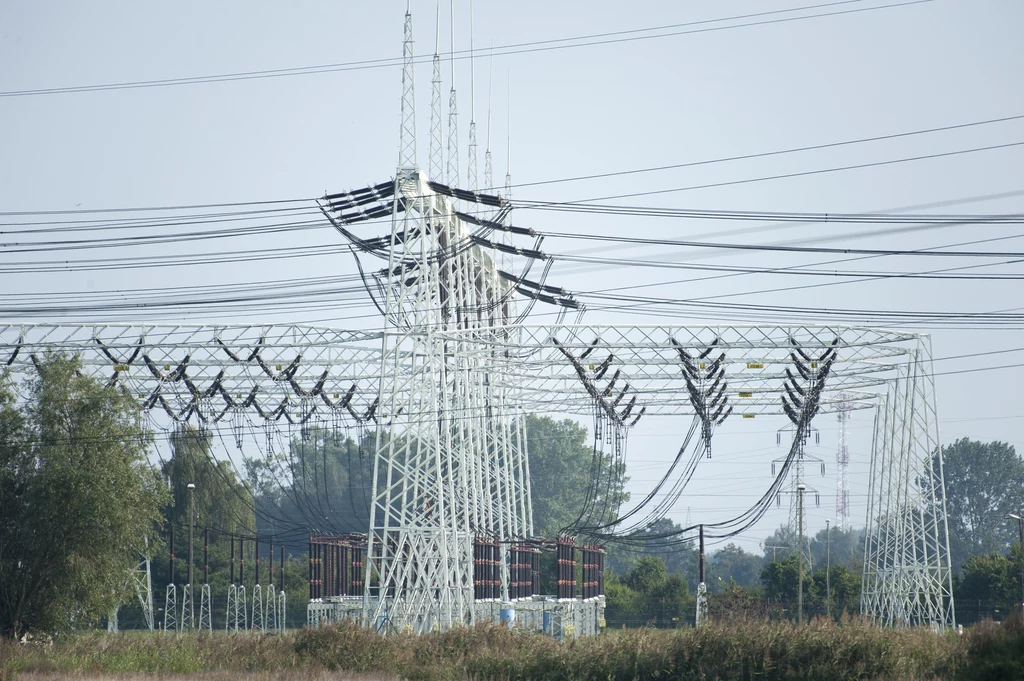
left=187, top=483, right=195, bottom=627
left=825, top=519, right=831, bottom=617
left=797, top=483, right=806, bottom=624
left=1007, top=513, right=1024, bottom=617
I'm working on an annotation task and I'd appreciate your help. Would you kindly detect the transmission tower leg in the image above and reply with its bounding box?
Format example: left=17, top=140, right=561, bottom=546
left=237, top=586, right=248, bottom=631
left=134, top=555, right=155, bottom=631
left=199, top=584, right=212, bottom=632
left=251, top=583, right=264, bottom=632
left=225, top=584, right=237, bottom=634
left=266, top=584, right=277, bottom=633
left=180, top=584, right=193, bottom=631
left=279, top=591, right=287, bottom=632
left=164, top=584, right=177, bottom=634
left=861, top=341, right=954, bottom=627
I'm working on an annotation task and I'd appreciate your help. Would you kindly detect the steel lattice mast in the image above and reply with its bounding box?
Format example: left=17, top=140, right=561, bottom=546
left=0, top=6, right=957, bottom=633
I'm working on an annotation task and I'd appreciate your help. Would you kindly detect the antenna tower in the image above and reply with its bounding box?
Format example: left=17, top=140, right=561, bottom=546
left=446, top=0, right=460, bottom=186
left=428, top=1, right=444, bottom=181
left=398, top=4, right=417, bottom=169
left=466, top=0, right=478, bottom=190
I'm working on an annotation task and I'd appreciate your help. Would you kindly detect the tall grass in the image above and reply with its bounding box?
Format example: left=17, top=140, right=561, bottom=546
left=5, top=616, right=1020, bottom=680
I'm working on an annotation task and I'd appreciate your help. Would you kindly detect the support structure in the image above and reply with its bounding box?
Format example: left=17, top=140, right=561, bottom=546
left=861, top=338, right=954, bottom=626
left=695, top=524, right=707, bottom=627
left=0, top=8, right=956, bottom=635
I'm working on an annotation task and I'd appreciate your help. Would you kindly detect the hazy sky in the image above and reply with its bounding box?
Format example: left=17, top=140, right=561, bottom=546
left=2, top=0, right=1022, bottom=555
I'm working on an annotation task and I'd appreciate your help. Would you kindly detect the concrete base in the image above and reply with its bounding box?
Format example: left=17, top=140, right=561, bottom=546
left=306, top=595, right=605, bottom=639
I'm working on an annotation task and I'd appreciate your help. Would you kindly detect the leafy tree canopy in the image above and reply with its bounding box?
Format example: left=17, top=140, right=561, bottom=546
left=0, top=356, right=167, bottom=639
left=605, top=555, right=692, bottom=628
left=708, top=544, right=763, bottom=591
left=525, top=415, right=628, bottom=538
left=955, top=545, right=1024, bottom=623
left=932, top=438, right=1024, bottom=572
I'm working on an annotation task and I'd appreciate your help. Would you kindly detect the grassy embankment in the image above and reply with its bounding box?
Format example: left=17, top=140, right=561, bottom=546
left=3, top=616, right=1024, bottom=681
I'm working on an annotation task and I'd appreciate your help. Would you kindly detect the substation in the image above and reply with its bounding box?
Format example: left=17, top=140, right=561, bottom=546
left=0, top=6, right=956, bottom=635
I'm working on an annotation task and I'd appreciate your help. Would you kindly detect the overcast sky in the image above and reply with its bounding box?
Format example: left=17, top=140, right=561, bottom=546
left=2, top=0, right=1022, bottom=555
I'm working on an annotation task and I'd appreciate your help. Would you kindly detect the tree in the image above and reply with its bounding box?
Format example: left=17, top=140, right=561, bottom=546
left=808, top=525, right=863, bottom=572
left=955, top=546, right=1023, bottom=623
left=249, top=426, right=373, bottom=538
left=162, top=425, right=254, bottom=536
left=0, top=356, right=167, bottom=638
left=761, top=555, right=805, bottom=611
left=761, top=554, right=861, bottom=620
left=708, top=544, right=763, bottom=591
left=605, top=555, right=693, bottom=628
left=931, top=438, right=1024, bottom=572
left=525, top=415, right=628, bottom=538
left=605, top=518, right=699, bottom=583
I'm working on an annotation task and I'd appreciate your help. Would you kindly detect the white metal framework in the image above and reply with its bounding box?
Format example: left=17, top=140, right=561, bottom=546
left=0, top=6, right=956, bottom=633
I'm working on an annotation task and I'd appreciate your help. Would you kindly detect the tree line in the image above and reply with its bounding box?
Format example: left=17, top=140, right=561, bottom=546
left=2, top=357, right=1022, bottom=637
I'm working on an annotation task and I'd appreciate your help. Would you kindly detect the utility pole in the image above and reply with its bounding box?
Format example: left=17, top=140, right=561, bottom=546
left=1008, top=513, right=1024, bottom=617
left=825, top=519, right=831, bottom=617
left=797, top=483, right=805, bottom=624
left=695, top=524, right=708, bottom=627
left=187, top=483, right=195, bottom=628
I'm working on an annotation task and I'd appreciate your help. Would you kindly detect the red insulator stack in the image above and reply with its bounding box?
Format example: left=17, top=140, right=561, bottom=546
left=473, top=537, right=502, bottom=600
left=473, top=537, right=484, bottom=600
left=339, top=543, right=351, bottom=596
left=309, top=534, right=365, bottom=600
left=350, top=543, right=364, bottom=595
left=510, top=544, right=531, bottom=600
left=557, top=536, right=577, bottom=600
left=307, top=538, right=314, bottom=600
left=580, top=545, right=606, bottom=599
left=530, top=547, right=542, bottom=596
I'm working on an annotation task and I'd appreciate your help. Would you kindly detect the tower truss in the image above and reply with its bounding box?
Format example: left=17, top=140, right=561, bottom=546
left=0, top=6, right=956, bottom=633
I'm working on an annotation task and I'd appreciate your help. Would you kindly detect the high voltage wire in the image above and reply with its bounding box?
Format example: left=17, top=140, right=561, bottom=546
left=0, top=0, right=929, bottom=98
left=525, top=140, right=1024, bottom=205
left=2, top=112, right=1020, bottom=219
left=509, top=114, right=1024, bottom=193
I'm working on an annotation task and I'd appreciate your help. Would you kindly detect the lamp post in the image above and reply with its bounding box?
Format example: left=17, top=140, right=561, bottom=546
left=797, top=483, right=806, bottom=624
left=1007, top=513, right=1024, bottom=617
left=187, top=483, right=195, bottom=627
left=825, top=519, right=831, bottom=617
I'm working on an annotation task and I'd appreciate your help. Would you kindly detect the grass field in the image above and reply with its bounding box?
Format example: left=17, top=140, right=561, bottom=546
left=3, top=616, right=1023, bottom=681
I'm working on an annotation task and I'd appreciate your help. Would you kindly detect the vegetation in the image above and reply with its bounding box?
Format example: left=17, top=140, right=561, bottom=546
left=605, top=556, right=693, bottom=628
left=0, top=356, right=167, bottom=639
left=956, top=544, right=1024, bottom=624
left=8, top=617, right=1024, bottom=680
left=524, top=415, right=628, bottom=538
left=931, top=438, right=1024, bottom=573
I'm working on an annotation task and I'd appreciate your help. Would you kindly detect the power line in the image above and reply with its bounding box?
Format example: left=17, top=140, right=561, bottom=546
left=0, top=1, right=930, bottom=98
left=508, top=113, right=1024, bottom=193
